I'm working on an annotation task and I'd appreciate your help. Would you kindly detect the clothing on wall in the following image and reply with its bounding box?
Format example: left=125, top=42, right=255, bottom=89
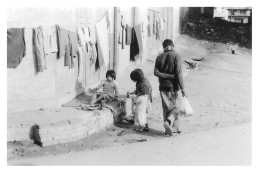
left=130, top=27, right=139, bottom=61
left=90, top=43, right=97, bottom=64
left=147, top=24, right=151, bottom=37
left=125, top=24, right=132, bottom=45
left=121, top=15, right=126, bottom=49
left=134, top=24, right=143, bottom=54
left=33, top=26, right=47, bottom=72
left=88, top=25, right=96, bottom=44
left=156, top=20, right=160, bottom=40
left=56, top=25, right=69, bottom=60
left=65, top=31, right=78, bottom=69
left=42, top=26, right=58, bottom=55
left=7, top=28, right=26, bottom=68
left=77, top=27, right=87, bottom=47
left=96, top=15, right=109, bottom=68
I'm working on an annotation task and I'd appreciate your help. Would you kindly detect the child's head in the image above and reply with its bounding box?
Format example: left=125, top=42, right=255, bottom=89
left=130, top=69, right=144, bottom=82
left=106, top=70, right=116, bottom=81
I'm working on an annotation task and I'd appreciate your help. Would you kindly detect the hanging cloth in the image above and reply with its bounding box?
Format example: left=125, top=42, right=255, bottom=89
left=42, top=26, right=58, bottom=55
left=7, top=28, right=25, bottom=68
left=33, top=26, right=47, bottom=72
left=125, top=24, right=132, bottom=45
left=56, top=25, right=69, bottom=59
left=130, top=27, right=139, bottom=61
left=121, top=15, right=126, bottom=49
left=134, top=24, right=143, bottom=53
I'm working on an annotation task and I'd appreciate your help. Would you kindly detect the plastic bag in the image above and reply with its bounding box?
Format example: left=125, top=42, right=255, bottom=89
left=180, top=96, right=194, bottom=116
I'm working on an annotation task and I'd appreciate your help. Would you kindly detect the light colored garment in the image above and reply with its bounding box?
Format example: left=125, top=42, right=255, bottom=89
left=88, top=25, right=96, bottom=44
left=33, top=26, right=47, bottom=72
left=42, top=26, right=58, bottom=55
left=96, top=15, right=109, bottom=68
left=56, top=25, right=69, bottom=59
left=77, top=27, right=86, bottom=47
left=160, top=91, right=179, bottom=121
left=134, top=95, right=148, bottom=127
left=82, top=27, right=91, bottom=43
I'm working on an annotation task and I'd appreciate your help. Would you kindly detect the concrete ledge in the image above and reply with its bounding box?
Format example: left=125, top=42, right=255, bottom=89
left=7, top=108, right=113, bottom=147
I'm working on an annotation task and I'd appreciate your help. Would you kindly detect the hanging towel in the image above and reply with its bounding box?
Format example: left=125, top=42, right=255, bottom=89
left=56, top=25, right=69, bottom=59
left=7, top=28, right=25, bottom=68
left=33, top=26, right=47, bottom=72
left=130, top=27, right=139, bottom=61
left=42, top=26, right=58, bottom=55
left=125, top=24, right=132, bottom=45
left=96, top=15, right=109, bottom=68
left=134, top=24, right=143, bottom=53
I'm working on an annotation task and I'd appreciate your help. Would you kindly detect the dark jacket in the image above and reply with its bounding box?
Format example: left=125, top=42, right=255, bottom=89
left=154, top=50, right=184, bottom=91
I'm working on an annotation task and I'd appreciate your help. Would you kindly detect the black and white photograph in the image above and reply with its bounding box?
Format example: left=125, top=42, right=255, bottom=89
left=2, top=0, right=258, bottom=168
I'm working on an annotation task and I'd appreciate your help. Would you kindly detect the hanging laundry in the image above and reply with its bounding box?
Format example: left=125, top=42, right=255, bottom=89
left=82, top=27, right=91, bottom=43
left=125, top=24, right=132, bottom=45
left=134, top=24, right=143, bottom=53
left=88, top=25, right=96, bottom=44
left=77, top=27, right=87, bottom=47
left=121, top=15, right=126, bottom=49
left=130, top=27, right=139, bottom=61
left=96, top=15, right=109, bottom=68
left=82, top=27, right=91, bottom=53
left=153, top=14, right=156, bottom=34
left=7, top=28, right=25, bottom=68
left=156, top=20, right=160, bottom=40
left=33, top=26, right=47, bottom=72
left=90, top=43, right=97, bottom=64
left=56, top=25, right=69, bottom=59
left=69, top=31, right=78, bottom=58
left=64, top=44, right=72, bottom=68
left=65, top=31, right=77, bottom=69
left=147, top=24, right=151, bottom=37
left=42, top=26, right=58, bottom=55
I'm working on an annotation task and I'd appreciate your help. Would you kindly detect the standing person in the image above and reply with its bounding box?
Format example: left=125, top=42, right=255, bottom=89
left=154, top=39, right=186, bottom=136
left=129, top=69, right=151, bottom=132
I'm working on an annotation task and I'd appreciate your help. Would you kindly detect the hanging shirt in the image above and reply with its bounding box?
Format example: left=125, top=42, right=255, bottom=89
left=56, top=25, right=69, bottom=59
left=33, top=26, right=47, bottom=72
left=42, top=26, right=58, bottom=55
left=7, top=28, right=25, bottom=68
left=65, top=31, right=78, bottom=69
left=125, top=24, right=132, bottom=45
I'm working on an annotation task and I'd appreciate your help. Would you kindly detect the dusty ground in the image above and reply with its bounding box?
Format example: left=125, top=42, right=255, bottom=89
left=7, top=35, right=252, bottom=163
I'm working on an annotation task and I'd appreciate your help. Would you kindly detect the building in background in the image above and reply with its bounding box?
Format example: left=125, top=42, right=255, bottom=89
left=226, top=7, right=252, bottom=24
left=213, top=7, right=229, bottom=20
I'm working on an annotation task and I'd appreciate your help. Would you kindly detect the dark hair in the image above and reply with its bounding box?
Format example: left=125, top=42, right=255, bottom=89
left=162, top=39, right=174, bottom=48
left=134, top=69, right=144, bottom=76
left=130, top=69, right=144, bottom=82
left=106, top=70, right=116, bottom=80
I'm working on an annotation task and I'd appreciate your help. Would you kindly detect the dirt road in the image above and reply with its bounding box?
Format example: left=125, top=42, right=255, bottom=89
left=7, top=35, right=252, bottom=165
